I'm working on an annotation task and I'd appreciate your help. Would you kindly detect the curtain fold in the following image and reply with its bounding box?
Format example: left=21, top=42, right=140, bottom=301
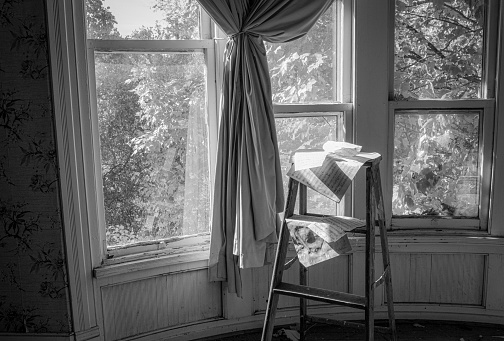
left=197, top=0, right=334, bottom=296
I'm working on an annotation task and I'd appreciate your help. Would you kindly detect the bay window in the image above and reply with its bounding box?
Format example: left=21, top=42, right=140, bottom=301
left=55, top=0, right=502, bottom=267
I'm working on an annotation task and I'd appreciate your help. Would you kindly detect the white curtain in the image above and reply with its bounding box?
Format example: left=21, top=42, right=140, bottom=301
left=197, top=0, right=334, bottom=296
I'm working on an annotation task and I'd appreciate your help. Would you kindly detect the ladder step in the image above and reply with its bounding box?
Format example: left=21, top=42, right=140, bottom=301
left=273, top=282, right=366, bottom=309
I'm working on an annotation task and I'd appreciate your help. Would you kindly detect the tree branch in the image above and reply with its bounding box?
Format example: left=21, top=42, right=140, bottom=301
left=405, top=24, right=446, bottom=59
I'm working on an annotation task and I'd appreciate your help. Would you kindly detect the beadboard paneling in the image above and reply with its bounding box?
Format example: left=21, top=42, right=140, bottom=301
left=101, top=269, right=221, bottom=340
left=389, top=253, right=485, bottom=305
left=252, top=254, right=350, bottom=312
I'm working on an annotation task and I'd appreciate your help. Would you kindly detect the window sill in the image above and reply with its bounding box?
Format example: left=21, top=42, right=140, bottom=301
left=93, top=229, right=504, bottom=280
left=93, top=235, right=210, bottom=279
left=348, top=229, right=504, bottom=253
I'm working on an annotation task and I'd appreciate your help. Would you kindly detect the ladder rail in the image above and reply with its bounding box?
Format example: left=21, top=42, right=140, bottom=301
left=261, top=179, right=299, bottom=341
left=372, top=165, right=398, bottom=341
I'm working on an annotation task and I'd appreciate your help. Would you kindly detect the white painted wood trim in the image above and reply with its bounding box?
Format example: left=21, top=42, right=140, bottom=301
left=94, top=304, right=504, bottom=341
left=206, top=41, right=218, bottom=199
left=391, top=218, right=480, bottom=229
left=74, top=326, right=101, bottom=341
left=273, top=103, right=352, bottom=113
left=353, top=0, right=391, bottom=223
left=94, top=251, right=209, bottom=281
left=46, top=0, right=99, bottom=335
left=388, top=101, right=495, bottom=231
left=0, top=335, right=72, bottom=341
left=489, top=2, right=504, bottom=236
left=486, top=254, right=504, bottom=310
left=88, top=39, right=213, bottom=51
left=389, top=99, right=495, bottom=109
left=339, top=0, right=353, bottom=103
left=483, top=0, right=500, bottom=99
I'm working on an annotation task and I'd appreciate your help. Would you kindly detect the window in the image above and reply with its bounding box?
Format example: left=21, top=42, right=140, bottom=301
left=268, top=0, right=353, bottom=216
left=391, top=0, right=497, bottom=229
left=82, top=0, right=352, bottom=258
left=75, top=0, right=499, bottom=263
left=85, top=0, right=217, bottom=256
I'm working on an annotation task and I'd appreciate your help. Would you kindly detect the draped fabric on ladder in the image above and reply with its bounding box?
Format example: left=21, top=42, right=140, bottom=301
left=197, top=0, right=334, bottom=296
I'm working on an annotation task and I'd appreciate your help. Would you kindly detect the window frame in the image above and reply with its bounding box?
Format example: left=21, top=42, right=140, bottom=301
left=386, top=0, right=500, bottom=231
left=272, top=0, right=354, bottom=217
left=84, top=6, right=219, bottom=260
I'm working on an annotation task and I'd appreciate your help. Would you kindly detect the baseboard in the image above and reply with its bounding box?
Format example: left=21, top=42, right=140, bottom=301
left=74, top=326, right=101, bottom=341
left=115, top=304, right=504, bottom=341
left=0, top=333, right=72, bottom=341
left=0, top=326, right=100, bottom=341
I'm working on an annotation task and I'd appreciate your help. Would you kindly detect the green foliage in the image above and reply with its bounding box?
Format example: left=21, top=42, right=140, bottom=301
left=393, top=0, right=484, bottom=217
left=85, top=0, right=120, bottom=39
left=267, top=4, right=342, bottom=214
left=266, top=3, right=336, bottom=104
left=395, top=0, right=485, bottom=100
left=87, top=0, right=209, bottom=247
left=393, top=112, right=479, bottom=217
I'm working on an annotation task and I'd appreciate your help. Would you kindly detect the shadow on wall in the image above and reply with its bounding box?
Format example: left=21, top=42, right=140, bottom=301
left=0, top=0, right=71, bottom=334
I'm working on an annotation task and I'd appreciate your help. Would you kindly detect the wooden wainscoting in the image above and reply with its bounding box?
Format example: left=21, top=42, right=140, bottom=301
left=389, top=253, right=486, bottom=305
left=100, top=269, right=221, bottom=341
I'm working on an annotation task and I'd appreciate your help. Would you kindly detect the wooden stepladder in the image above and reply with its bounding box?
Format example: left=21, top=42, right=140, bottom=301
left=261, top=153, right=397, bottom=341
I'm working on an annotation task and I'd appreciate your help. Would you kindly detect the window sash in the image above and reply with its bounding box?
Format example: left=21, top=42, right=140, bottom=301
left=273, top=103, right=354, bottom=217
left=387, top=0, right=499, bottom=230
left=88, top=39, right=214, bottom=51
left=388, top=99, right=494, bottom=230
left=85, top=15, right=218, bottom=258
left=391, top=0, right=497, bottom=101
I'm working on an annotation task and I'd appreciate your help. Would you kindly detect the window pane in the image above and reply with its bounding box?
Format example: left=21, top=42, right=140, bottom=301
left=93, top=52, right=209, bottom=248
left=394, top=0, right=485, bottom=100
left=266, top=2, right=338, bottom=104
left=275, top=114, right=344, bottom=215
left=393, top=110, right=480, bottom=217
left=86, top=0, right=200, bottom=40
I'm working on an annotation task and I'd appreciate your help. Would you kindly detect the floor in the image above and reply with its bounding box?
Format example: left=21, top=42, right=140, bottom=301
left=198, top=320, right=504, bottom=341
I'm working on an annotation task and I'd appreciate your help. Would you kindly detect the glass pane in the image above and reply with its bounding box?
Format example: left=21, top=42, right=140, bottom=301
left=86, top=0, right=200, bottom=39
left=93, top=52, right=209, bottom=248
left=266, top=2, right=338, bottom=104
left=275, top=114, right=344, bottom=215
left=394, top=0, right=485, bottom=100
left=393, top=110, right=480, bottom=217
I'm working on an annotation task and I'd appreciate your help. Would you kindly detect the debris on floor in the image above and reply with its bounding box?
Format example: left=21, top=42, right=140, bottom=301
left=274, top=328, right=300, bottom=341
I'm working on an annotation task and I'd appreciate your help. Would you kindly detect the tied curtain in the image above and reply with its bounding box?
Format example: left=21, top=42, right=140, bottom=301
left=197, top=0, right=334, bottom=296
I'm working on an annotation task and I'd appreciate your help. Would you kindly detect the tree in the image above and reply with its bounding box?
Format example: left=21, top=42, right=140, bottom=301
left=86, top=0, right=209, bottom=246
left=394, top=0, right=485, bottom=100
left=85, top=0, right=120, bottom=39
left=266, top=3, right=341, bottom=214
left=392, top=0, right=484, bottom=216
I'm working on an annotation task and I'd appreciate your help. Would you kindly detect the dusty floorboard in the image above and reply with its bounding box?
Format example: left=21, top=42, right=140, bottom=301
left=197, top=320, right=504, bottom=341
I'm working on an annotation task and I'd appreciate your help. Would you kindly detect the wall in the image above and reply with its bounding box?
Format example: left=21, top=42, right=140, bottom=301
left=0, top=0, right=71, bottom=335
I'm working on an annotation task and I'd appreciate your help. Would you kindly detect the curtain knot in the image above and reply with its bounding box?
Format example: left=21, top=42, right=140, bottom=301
left=229, top=31, right=259, bottom=40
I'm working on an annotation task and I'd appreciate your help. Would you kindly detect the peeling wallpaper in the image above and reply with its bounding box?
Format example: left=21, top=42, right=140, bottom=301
left=0, top=0, right=71, bottom=333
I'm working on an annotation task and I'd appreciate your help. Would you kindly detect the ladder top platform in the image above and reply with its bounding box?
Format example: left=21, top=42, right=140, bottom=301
left=356, top=152, right=382, bottom=167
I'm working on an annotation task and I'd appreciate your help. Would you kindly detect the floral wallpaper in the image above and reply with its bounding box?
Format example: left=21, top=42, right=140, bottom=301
left=0, top=0, right=71, bottom=334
